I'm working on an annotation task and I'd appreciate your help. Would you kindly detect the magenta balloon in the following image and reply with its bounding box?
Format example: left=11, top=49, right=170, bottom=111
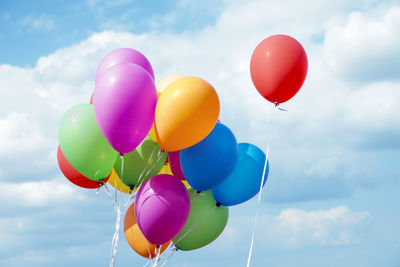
left=95, top=48, right=154, bottom=80
left=168, top=151, right=185, bottom=180
left=135, top=174, right=190, bottom=245
left=94, top=63, right=157, bottom=153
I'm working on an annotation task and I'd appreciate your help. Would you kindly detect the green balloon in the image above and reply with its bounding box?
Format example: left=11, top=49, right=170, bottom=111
left=114, top=136, right=167, bottom=187
left=59, top=104, right=118, bottom=181
left=173, top=188, right=229, bottom=251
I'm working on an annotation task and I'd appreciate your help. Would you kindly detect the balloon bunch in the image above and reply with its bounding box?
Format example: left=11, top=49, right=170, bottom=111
left=57, top=34, right=307, bottom=266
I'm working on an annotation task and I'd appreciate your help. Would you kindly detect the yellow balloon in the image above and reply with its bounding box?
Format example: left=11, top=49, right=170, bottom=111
left=108, top=169, right=133, bottom=194
left=182, top=180, right=191, bottom=189
left=158, top=163, right=190, bottom=189
left=155, top=77, right=220, bottom=151
left=149, top=75, right=186, bottom=143
left=156, top=74, right=185, bottom=94
left=158, top=163, right=173, bottom=175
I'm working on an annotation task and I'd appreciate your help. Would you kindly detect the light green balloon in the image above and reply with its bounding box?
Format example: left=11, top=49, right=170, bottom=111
left=59, top=104, right=118, bottom=181
left=173, top=188, right=229, bottom=251
left=114, top=136, right=167, bottom=188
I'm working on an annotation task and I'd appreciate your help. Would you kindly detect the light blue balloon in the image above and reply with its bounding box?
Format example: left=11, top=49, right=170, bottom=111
left=212, top=143, right=269, bottom=206
left=180, top=122, right=237, bottom=191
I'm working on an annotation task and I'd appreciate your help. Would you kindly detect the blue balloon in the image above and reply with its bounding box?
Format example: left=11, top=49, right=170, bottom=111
left=180, top=122, right=237, bottom=191
left=212, top=143, right=269, bottom=206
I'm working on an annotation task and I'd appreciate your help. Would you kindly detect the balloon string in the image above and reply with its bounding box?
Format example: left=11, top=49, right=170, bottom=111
left=245, top=143, right=269, bottom=267
left=173, top=205, right=217, bottom=246
left=102, top=184, right=122, bottom=267
left=152, top=246, right=162, bottom=267
left=159, top=247, right=178, bottom=267
left=118, top=153, right=124, bottom=205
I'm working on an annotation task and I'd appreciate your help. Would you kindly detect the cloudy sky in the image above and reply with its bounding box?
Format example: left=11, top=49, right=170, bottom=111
left=1, top=0, right=400, bottom=266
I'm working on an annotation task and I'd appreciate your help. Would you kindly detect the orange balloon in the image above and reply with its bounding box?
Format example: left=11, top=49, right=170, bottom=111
left=149, top=75, right=186, bottom=143
left=155, top=77, right=220, bottom=151
left=124, top=203, right=171, bottom=259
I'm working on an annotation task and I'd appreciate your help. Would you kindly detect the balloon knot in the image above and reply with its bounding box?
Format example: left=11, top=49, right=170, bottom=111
left=98, top=179, right=104, bottom=186
left=129, top=184, right=135, bottom=190
left=216, top=202, right=222, bottom=207
left=196, top=190, right=202, bottom=194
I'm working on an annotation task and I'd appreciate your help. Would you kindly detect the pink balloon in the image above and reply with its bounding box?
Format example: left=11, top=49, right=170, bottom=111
left=135, top=174, right=190, bottom=245
left=95, top=48, right=154, bottom=81
left=94, top=63, right=157, bottom=153
left=168, top=151, right=185, bottom=180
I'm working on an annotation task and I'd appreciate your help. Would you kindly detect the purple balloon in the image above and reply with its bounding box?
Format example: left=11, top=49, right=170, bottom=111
left=135, top=174, right=190, bottom=245
left=94, top=63, right=157, bottom=153
left=95, top=48, right=155, bottom=81
left=168, top=151, right=185, bottom=180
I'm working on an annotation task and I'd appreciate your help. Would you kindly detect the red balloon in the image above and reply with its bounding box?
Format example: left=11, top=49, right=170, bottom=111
left=57, top=145, right=110, bottom=189
left=250, top=34, right=308, bottom=104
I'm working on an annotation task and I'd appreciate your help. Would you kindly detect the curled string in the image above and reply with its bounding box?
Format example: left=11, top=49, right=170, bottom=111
left=245, top=144, right=269, bottom=267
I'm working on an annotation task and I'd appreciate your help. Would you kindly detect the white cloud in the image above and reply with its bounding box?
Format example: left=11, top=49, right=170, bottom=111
left=324, top=6, right=400, bottom=82
left=215, top=206, right=369, bottom=251
left=0, top=178, right=85, bottom=207
left=20, top=14, right=55, bottom=31
left=1, top=0, right=399, bottom=200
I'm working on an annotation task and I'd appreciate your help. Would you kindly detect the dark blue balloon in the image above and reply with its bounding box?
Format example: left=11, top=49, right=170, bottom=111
left=180, top=122, right=237, bottom=191
left=212, top=143, right=269, bottom=206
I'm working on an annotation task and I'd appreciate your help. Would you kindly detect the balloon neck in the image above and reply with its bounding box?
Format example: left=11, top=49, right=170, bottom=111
left=156, top=245, right=160, bottom=248
left=196, top=190, right=202, bottom=194
left=98, top=179, right=104, bottom=186
left=119, top=152, right=124, bottom=158
left=216, top=202, right=222, bottom=207
left=274, top=101, right=288, bottom=112
left=129, top=184, right=135, bottom=190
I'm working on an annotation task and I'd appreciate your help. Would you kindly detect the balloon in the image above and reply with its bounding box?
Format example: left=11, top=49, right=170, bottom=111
left=212, top=143, right=269, bottom=206
left=181, top=123, right=237, bottom=191
left=94, top=63, right=157, bottom=153
left=168, top=151, right=185, bottom=180
left=135, top=174, right=190, bottom=245
left=107, top=169, right=133, bottom=194
left=158, top=163, right=173, bottom=175
left=95, top=48, right=154, bottom=81
left=250, top=34, right=308, bottom=104
left=59, top=104, right=118, bottom=181
left=155, top=77, right=220, bottom=152
left=114, top=136, right=167, bottom=188
left=57, top=145, right=109, bottom=188
left=156, top=74, right=185, bottom=94
left=148, top=75, right=186, bottom=143
left=173, top=189, right=228, bottom=251
left=124, top=202, right=170, bottom=259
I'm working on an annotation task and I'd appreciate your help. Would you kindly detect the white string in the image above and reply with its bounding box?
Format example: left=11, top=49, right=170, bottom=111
left=103, top=144, right=166, bottom=267
left=245, top=144, right=269, bottom=267
left=159, top=247, right=178, bottom=267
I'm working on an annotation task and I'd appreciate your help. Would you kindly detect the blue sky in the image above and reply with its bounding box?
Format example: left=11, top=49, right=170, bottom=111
left=1, top=0, right=400, bottom=266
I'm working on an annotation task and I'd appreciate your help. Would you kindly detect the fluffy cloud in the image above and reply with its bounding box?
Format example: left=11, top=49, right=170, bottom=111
left=324, top=6, right=400, bottom=82
left=0, top=178, right=85, bottom=207
left=214, top=206, right=369, bottom=251
left=1, top=0, right=399, bottom=201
